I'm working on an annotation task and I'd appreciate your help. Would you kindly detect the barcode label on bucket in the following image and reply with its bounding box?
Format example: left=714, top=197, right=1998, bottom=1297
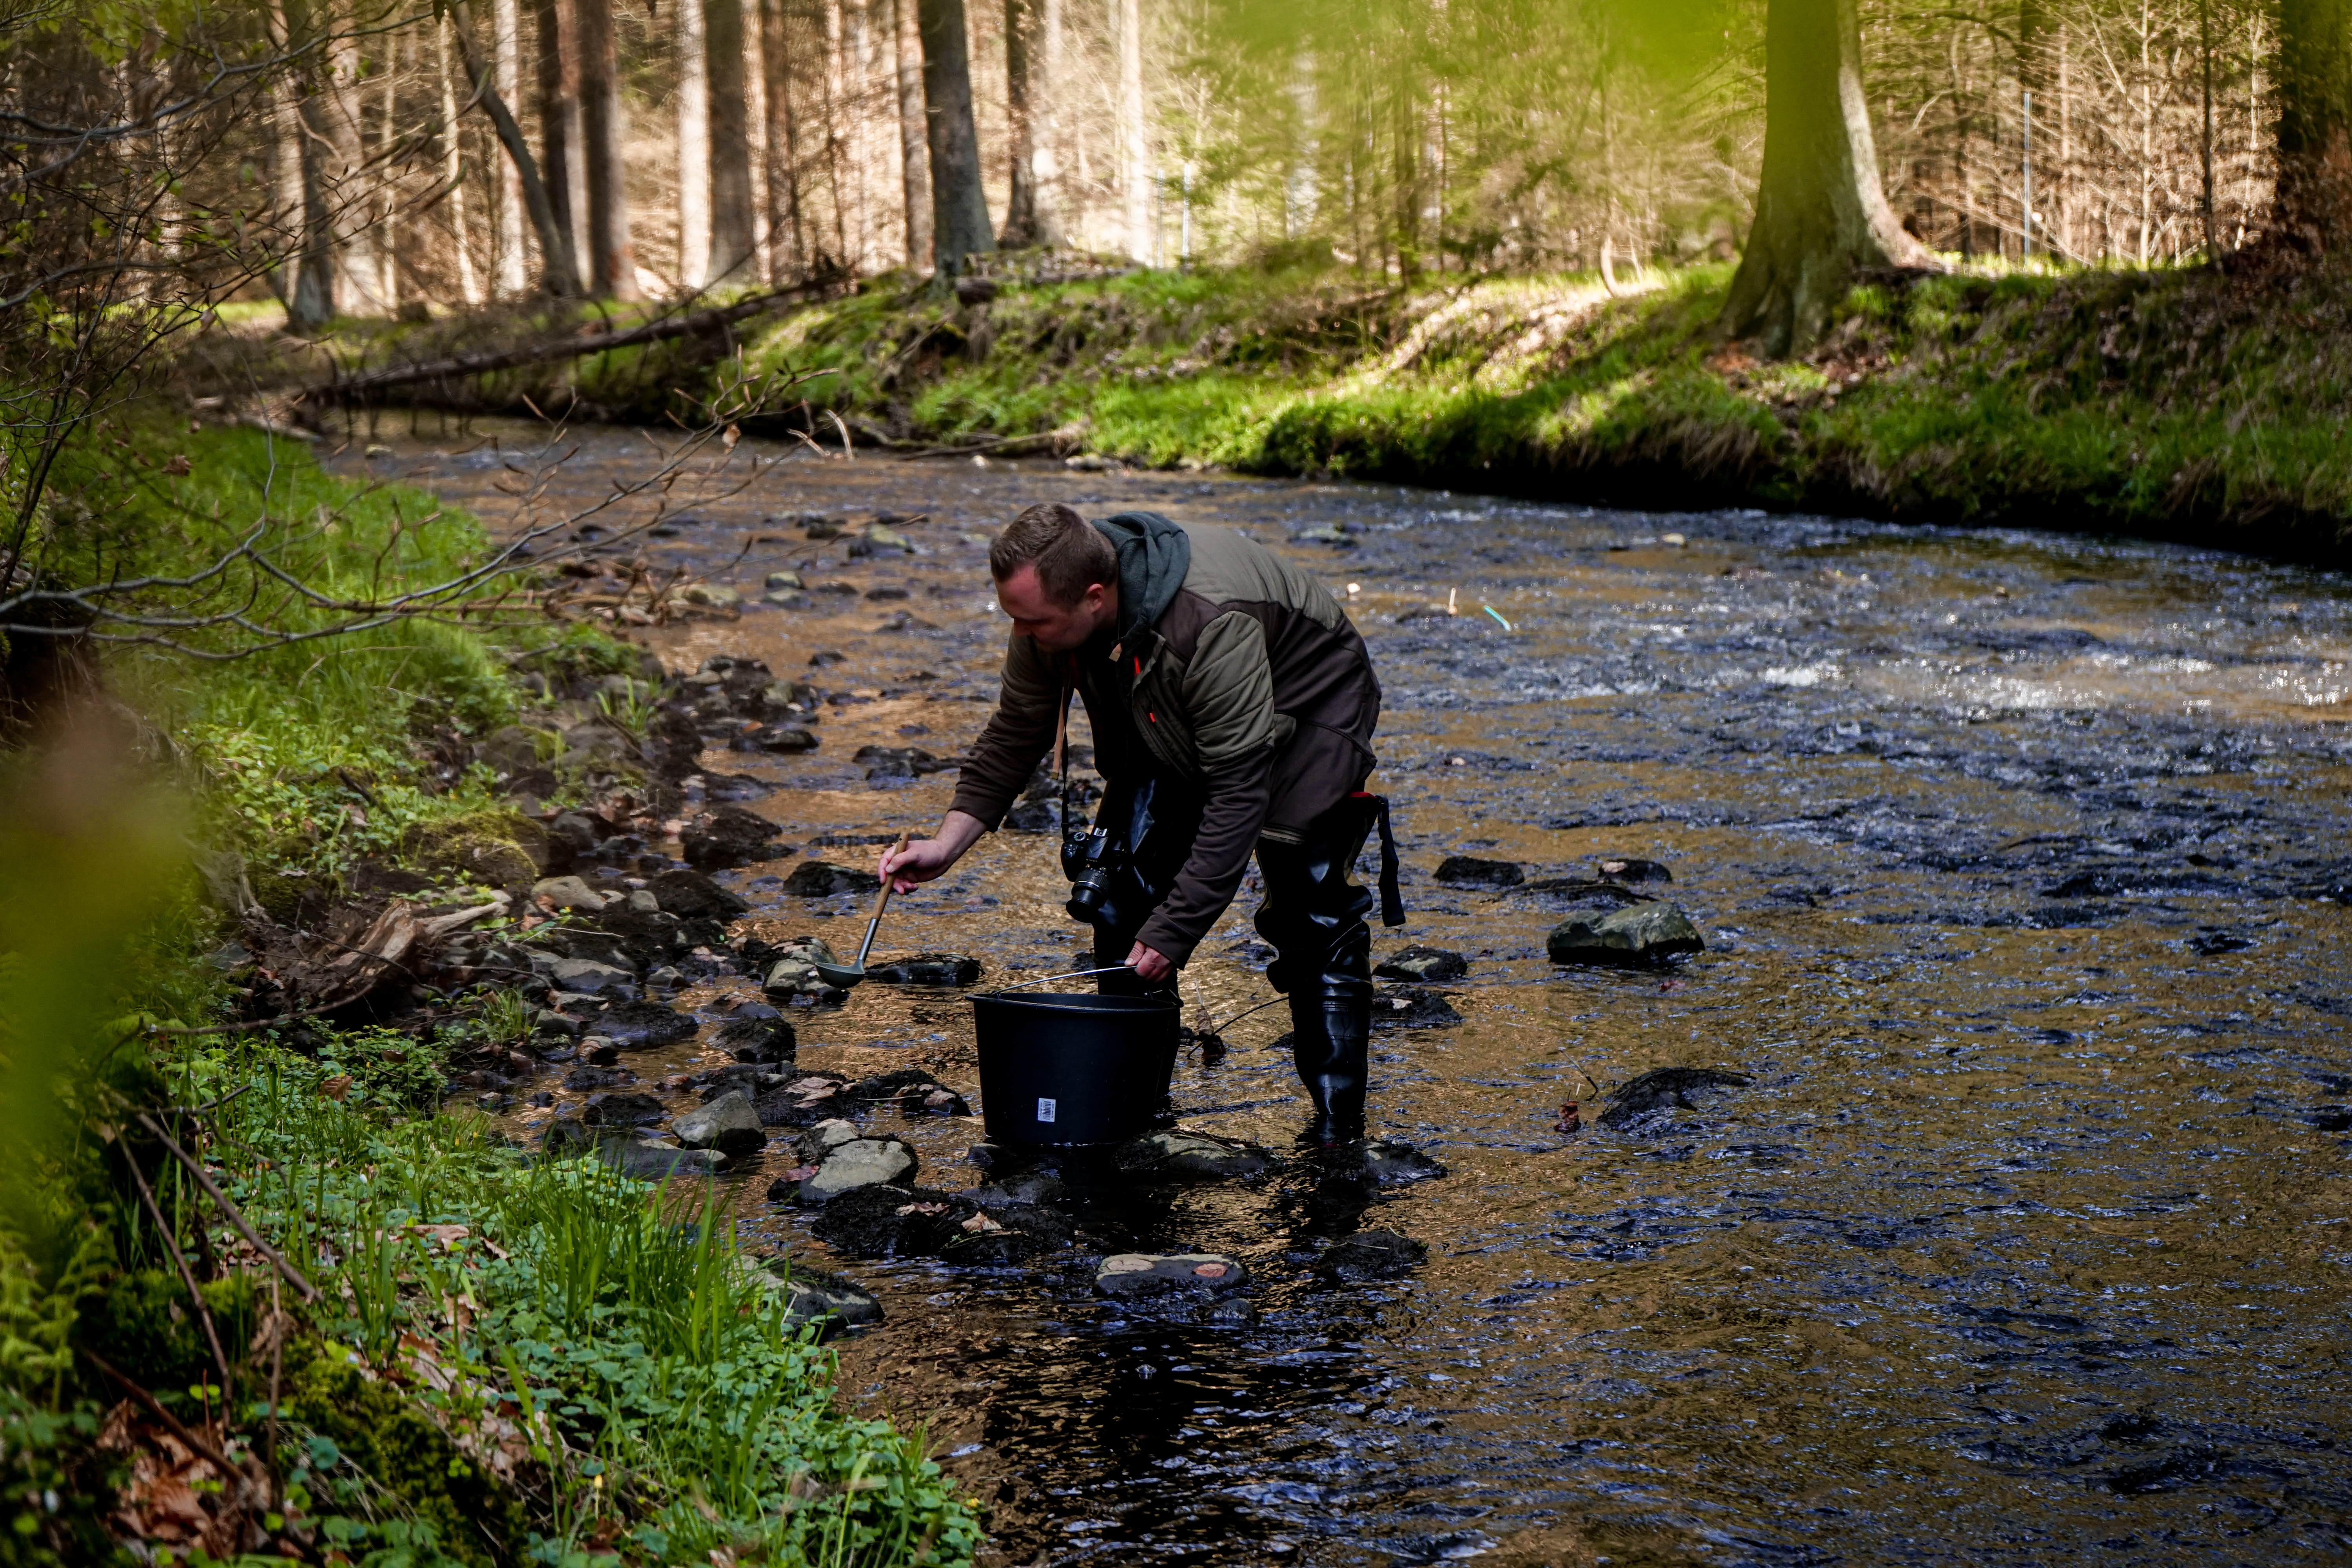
left=1036, top=1098, right=1057, bottom=1123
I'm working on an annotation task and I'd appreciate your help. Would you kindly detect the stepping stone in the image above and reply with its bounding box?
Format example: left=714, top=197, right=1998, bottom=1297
left=797, top=1137, right=918, bottom=1203
left=1109, top=1129, right=1281, bottom=1183
left=1317, top=1230, right=1428, bottom=1282
left=1547, top=904, right=1705, bottom=967
left=1374, top=946, right=1468, bottom=982
left=1434, top=855, right=1524, bottom=889
left=672, top=1089, right=767, bottom=1156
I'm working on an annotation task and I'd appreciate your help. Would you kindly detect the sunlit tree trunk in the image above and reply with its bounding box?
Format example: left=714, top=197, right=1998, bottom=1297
left=453, top=0, right=580, bottom=293
left=742, top=0, right=773, bottom=277
left=328, top=25, right=383, bottom=312
left=679, top=0, right=712, bottom=288
left=918, top=0, right=995, bottom=272
left=1116, top=0, right=1149, bottom=261
left=895, top=0, right=934, bottom=269
left=1034, top=0, right=1067, bottom=243
left=576, top=0, right=639, bottom=296
left=440, top=16, right=483, bottom=304
left=999, top=0, right=1041, bottom=245
left=707, top=0, right=759, bottom=283
left=2273, top=0, right=2352, bottom=249
left=494, top=0, right=529, bottom=295
left=760, top=0, right=807, bottom=276
left=822, top=0, right=853, bottom=268
left=376, top=27, right=401, bottom=310
left=1718, top=0, right=1935, bottom=356
left=271, top=0, right=337, bottom=329
left=536, top=0, right=587, bottom=271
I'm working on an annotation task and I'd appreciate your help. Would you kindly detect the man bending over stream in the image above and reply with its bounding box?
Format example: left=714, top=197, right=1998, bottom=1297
left=879, top=504, right=1400, bottom=1147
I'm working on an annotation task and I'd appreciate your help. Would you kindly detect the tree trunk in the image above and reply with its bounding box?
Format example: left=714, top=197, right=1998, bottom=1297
left=1116, top=0, right=1149, bottom=261
left=707, top=0, right=759, bottom=283
left=493, top=0, right=529, bottom=295
left=2273, top=0, right=2352, bottom=250
left=327, top=27, right=382, bottom=312
left=917, top=0, right=995, bottom=272
left=759, top=0, right=807, bottom=276
left=679, top=0, right=712, bottom=288
left=439, top=17, right=483, bottom=304
left=575, top=0, right=639, bottom=297
left=999, top=0, right=1040, bottom=245
left=535, top=0, right=586, bottom=269
left=452, top=0, right=582, bottom=293
left=895, top=0, right=934, bottom=269
left=1717, top=0, right=1934, bottom=356
left=271, top=0, right=337, bottom=330
left=1034, top=0, right=1066, bottom=244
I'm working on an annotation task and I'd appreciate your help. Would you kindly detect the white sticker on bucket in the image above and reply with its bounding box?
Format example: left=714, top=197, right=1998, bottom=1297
left=1036, top=1097, right=1057, bottom=1123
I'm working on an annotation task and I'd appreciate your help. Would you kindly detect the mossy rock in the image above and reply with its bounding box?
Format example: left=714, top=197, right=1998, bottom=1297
left=405, top=811, right=550, bottom=887
left=252, top=866, right=334, bottom=926
left=79, top=1268, right=265, bottom=1408
left=284, top=1346, right=530, bottom=1567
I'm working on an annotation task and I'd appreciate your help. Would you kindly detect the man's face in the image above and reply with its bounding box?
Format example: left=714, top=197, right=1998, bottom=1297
left=996, top=563, right=1110, bottom=652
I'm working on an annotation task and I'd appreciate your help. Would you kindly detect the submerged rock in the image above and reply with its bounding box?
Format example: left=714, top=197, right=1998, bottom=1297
left=1372, top=986, right=1463, bottom=1029
left=847, top=1067, right=973, bottom=1117
left=682, top=806, right=784, bottom=869
left=782, top=860, right=883, bottom=898
left=746, top=1257, right=883, bottom=1339
left=1374, top=946, right=1469, bottom=982
left=798, top=1136, right=918, bottom=1203
left=1109, top=1129, right=1281, bottom=1183
left=713, top=1007, right=796, bottom=1063
left=673, top=1089, right=767, bottom=1155
left=1546, top=903, right=1705, bottom=966
left=1598, top=1066, right=1752, bottom=1130
left=592, top=1000, right=701, bottom=1050
left=647, top=868, right=750, bottom=921
left=865, top=952, right=982, bottom=986
left=1323, top=1138, right=1448, bottom=1187
left=1434, top=855, right=1525, bottom=889
left=1318, top=1229, right=1428, bottom=1282
left=1094, top=1253, right=1252, bottom=1322
left=581, top=1090, right=666, bottom=1127
left=936, top=1204, right=1073, bottom=1267
left=805, top=1184, right=976, bottom=1258
left=754, top=1072, right=854, bottom=1125
left=1597, top=857, right=1673, bottom=885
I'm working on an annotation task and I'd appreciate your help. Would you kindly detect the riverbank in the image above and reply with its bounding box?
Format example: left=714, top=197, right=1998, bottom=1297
left=303, top=253, right=2352, bottom=565
left=0, top=417, right=976, bottom=1564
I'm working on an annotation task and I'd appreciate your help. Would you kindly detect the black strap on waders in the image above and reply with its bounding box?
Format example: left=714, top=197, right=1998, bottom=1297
left=1354, top=791, right=1405, bottom=927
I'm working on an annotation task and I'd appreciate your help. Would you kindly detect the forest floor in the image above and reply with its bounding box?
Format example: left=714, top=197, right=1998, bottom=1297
left=305, top=250, right=2352, bottom=566
left=0, top=415, right=978, bottom=1566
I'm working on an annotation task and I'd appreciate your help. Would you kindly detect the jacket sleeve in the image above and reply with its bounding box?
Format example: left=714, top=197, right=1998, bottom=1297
left=948, top=633, right=1063, bottom=829
left=1136, top=611, right=1279, bottom=966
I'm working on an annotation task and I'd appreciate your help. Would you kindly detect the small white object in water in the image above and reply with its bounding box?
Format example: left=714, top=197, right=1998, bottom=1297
left=1662, top=532, right=1686, bottom=546
left=1347, top=582, right=1361, bottom=597
left=1447, top=587, right=1458, bottom=615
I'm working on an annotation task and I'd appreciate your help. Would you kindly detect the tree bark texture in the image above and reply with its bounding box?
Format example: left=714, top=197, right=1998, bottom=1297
left=706, top=0, right=759, bottom=283
left=1116, top=0, right=1149, bottom=261
left=678, top=0, right=712, bottom=287
left=1719, top=0, right=1934, bottom=356
left=493, top=0, right=530, bottom=295
left=327, top=26, right=383, bottom=312
left=2274, top=0, right=2352, bottom=249
left=535, top=0, right=587, bottom=270
left=918, top=0, right=995, bottom=272
left=438, top=18, right=482, bottom=304
left=759, top=0, right=807, bottom=276
left=895, top=0, right=935, bottom=270
left=999, top=0, right=1041, bottom=245
left=575, top=0, right=639, bottom=297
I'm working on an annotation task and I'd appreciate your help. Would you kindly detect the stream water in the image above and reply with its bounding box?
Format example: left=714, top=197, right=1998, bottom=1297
left=349, top=422, right=2352, bottom=1566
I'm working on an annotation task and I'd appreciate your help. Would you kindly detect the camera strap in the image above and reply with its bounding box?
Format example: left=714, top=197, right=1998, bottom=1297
left=1352, top=790, right=1406, bottom=928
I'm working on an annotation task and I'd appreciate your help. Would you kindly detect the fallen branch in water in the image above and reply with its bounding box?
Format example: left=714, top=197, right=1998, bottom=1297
left=302, top=281, right=845, bottom=401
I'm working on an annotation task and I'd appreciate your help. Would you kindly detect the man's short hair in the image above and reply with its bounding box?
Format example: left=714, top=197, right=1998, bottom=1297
left=990, top=504, right=1116, bottom=606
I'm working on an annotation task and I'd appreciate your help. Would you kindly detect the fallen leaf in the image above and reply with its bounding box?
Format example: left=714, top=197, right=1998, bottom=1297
left=319, top=1075, right=352, bottom=1102
left=1191, top=1262, right=1229, bottom=1279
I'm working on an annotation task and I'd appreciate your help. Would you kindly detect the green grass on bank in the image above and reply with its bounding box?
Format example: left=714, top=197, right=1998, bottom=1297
left=0, top=413, right=980, bottom=1565
left=718, top=256, right=2352, bottom=563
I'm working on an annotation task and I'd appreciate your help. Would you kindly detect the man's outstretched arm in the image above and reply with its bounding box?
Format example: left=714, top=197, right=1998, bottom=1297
left=880, top=810, right=990, bottom=892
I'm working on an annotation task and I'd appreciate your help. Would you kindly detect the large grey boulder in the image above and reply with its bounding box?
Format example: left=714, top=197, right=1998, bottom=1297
left=1546, top=903, right=1705, bottom=967
left=673, top=1090, right=767, bottom=1156
left=798, top=1137, right=917, bottom=1203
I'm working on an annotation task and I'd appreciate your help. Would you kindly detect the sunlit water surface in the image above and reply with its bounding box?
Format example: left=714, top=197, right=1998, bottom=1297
left=348, top=423, right=2352, bottom=1567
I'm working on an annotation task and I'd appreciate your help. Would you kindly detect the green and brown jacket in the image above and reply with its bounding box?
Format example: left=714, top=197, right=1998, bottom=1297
left=951, top=511, right=1382, bottom=965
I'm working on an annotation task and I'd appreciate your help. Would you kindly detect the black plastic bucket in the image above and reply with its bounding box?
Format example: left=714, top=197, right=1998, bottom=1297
left=970, top=991, right=1180, bottom=1146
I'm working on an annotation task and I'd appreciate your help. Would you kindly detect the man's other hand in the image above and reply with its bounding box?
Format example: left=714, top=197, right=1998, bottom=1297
left=1124, top=941, right=1173, bottom=985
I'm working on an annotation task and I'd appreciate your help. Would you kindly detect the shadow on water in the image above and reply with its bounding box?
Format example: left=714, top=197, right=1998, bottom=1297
left=355, top=426, right=2352, bottom=1565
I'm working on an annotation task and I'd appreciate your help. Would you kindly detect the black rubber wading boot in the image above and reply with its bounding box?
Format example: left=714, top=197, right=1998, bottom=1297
left=1291, top=988, right=1371, bottom=1147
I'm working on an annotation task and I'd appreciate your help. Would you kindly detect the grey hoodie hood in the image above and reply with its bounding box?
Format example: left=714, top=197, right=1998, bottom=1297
left=1091, top=511, right=1192, bottom=648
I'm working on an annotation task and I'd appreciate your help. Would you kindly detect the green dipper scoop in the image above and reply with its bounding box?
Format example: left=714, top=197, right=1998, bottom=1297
left=811, top=831, right=909, bottom=989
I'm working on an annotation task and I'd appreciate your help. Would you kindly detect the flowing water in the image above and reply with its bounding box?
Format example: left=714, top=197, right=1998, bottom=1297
left=352, top=422, right=2352, bottom=1566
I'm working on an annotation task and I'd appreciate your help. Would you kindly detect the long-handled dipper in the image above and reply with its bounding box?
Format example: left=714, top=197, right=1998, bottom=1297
left=810, top=831, right=911, bottom=989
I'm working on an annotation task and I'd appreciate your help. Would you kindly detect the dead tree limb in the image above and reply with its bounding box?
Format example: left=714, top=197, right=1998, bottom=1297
left=302, top=282, right=842, bottom=400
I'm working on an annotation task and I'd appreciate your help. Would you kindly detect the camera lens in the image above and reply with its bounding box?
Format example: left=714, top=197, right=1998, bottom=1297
left=1066, top=868, right=1112, bottom=924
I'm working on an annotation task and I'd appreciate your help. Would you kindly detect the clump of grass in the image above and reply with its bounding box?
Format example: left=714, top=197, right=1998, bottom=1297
left=186, top=1035, right=981, bottom=1566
